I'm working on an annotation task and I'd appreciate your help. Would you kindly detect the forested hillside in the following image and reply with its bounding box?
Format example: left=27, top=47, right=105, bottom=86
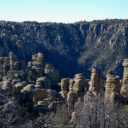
left=0, top=19, right=128, bottom=78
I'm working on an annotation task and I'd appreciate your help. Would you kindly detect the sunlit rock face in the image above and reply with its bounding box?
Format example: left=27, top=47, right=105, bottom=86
left=88, top=68, right=103, bottom=96
left=28, top=52, right=44, bottom=77
left=35, top=76, right=51, bottom=89
left=105, top=69, right=121, bottom=103
left=121, top=59, right=128, bottom=99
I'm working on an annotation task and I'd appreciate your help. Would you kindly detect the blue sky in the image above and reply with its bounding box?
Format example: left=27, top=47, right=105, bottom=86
left=0, top=0, right=128, bottom=23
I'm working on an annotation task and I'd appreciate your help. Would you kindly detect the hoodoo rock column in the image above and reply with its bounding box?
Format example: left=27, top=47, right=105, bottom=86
left=121, top=59, right=128, bottom=99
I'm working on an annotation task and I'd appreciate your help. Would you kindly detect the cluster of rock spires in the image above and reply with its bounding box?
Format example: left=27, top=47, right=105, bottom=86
left=60, top=73, right=85, bottom=109
left=0, top=52, right=60, bottom=112
left=0, top=52, right=128, bottom=113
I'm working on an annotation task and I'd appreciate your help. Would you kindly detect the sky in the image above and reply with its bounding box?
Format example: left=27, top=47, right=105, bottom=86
left=0, top=0, right=128, bottom=23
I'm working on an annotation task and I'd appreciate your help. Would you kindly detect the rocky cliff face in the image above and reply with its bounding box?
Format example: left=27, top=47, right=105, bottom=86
left=0, top=20, right=128, bottom=78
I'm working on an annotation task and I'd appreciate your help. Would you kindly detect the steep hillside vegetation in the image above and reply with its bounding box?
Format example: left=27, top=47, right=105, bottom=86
left=0, top=19, right=128, bottom=78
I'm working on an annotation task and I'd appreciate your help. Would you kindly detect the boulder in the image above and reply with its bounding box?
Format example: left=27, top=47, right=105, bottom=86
left=73, top=73, right=85, bottom=93
left=2, top=79, right=12, bottom=91
left=33, top=89, right=56, bottom=104
left=11, top=79, right=21, bottom=85
left=35, top=76, right=51, bottom=89
left=21, top=84, right=35, bottom=93
left=14, top=82, right=26, bottom=92
left=32, top=52, right=44, bottom=62
left=38, top=100, right=48, bottom=106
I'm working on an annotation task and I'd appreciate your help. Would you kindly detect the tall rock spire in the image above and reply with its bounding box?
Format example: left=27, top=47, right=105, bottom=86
left=88, top=68, right=103, bottom=95
left=121, top=59, right=128, bottom=99
left=105, top=69, right=121, bottom=103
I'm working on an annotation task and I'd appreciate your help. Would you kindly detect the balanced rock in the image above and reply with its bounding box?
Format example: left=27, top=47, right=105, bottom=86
left=60, top=78, right=70, bottom=99
left=35, top=76, right=51, bottom=89
left=73, top=73, right=85, bottom=93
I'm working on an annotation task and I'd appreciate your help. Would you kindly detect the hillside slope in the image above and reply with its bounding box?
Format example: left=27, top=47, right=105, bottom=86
left=0, top=19, right=128, bottom=78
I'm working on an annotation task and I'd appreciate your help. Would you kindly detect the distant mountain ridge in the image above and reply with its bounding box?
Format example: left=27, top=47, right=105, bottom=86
left=0, top=19, right=128, bottom=78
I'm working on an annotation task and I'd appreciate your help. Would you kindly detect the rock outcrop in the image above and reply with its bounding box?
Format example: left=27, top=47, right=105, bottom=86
left=2, top=50, right=128, bottom=115
left=0, top=57, right=4, bottom=80
left=60, top=73, right=85, bottom=109
left=88, top=68, right=103, bottom=95
left=2, top=79, right=12, bottom=91
left=28, top=52, right=44, bottom=76
left=70, top=112, right=77, bottom=124
left=33, top=89, right=57, bottom=105
left=67, top=91, right=76, bottom=109
left=9, top=52, right=19, bottom=71
left=121, top=59, right=128, bottom=99
left=14, top=82, right=26, bottom=93
left=60, top=78, right=70, bottom=99
left=3, top=57, right=10, bottom=76
left=35, top=76, right=51, bottom=89
left=44, top=64, right=59, bottom=86
left=21, top=84, right=35, bottom=93
left=105, top=69, right=121, bottom=103
left=73, top=73, right=85, bottom=93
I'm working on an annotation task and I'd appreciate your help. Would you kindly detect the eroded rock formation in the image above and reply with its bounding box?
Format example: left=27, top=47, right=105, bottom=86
left=105, top=69, right=121, bottom=103
left=60, top=73, right=85, bottom=109
left=33, top=89, right=57, bottom=105
left=28, top=52, right=44, bottom=76
left=121, top=59, right=128, bottom=98
left=9, top=52, right=19, bottom=71
left=60, top=78, right=70, bottom=99
left=88, top=68, right=103, bottom=95
left=35, top=76, right=51, bottom=89
left=1, top=51, right=128, bottom=115
left=44, top=64, right=59, bottom=86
